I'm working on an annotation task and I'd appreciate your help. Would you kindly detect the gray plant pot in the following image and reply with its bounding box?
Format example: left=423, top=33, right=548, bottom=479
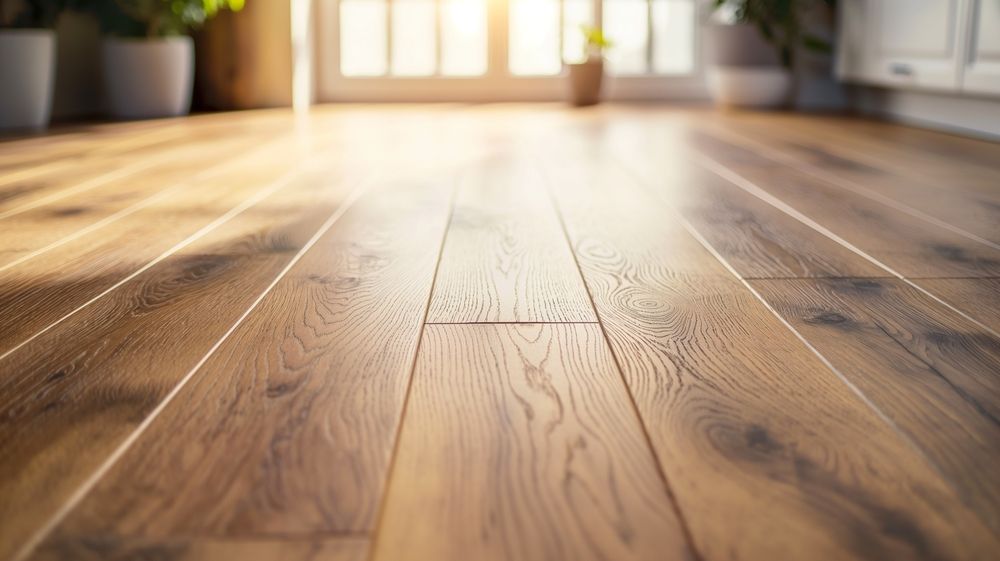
left=102, top=36, right=194, bottom=120
left=566, top=59, right=604, bottom=107
left=703, top=23, right=792, bottom=108
left=703, top=23, right=779, bottom=67
left=0, top=30, right=56, bottom=130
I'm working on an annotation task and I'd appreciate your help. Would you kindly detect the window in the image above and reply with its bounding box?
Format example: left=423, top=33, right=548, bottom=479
left=321, top=0, right=702, bottom=100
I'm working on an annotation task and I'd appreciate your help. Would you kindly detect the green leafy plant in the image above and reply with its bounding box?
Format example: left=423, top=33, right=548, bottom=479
left=96, top=0, right=245, bottom=38
left=711, top=0, right=835, bottom=68
left=0, top=0, right=79, bottom=28
left=581, top=24, right=612, bottom=60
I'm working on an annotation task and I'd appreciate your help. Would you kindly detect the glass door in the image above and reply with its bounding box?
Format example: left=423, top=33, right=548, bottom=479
left=319, top=0, right=701, bottom=101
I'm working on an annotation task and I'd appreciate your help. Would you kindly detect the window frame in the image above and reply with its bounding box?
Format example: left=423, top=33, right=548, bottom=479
left=316, top=0, right=707, bottom=102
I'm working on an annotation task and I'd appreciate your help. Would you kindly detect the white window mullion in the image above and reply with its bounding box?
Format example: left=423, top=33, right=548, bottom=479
left=385, top=0, right=393, bottom=75
left=434, top=0, right=443, bottom=76
left=646, top=0, right=654, bottom=73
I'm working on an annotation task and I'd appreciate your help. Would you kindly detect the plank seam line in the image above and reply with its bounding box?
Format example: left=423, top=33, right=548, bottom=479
left=871, top=321, right=1000, bottom=428
left=691, top=152, right=1000, bottom=340
left=424, top=321, right=601, bottom=325
left=672, top=204, right=970, bottom=519
left=101, top=532, right=373, bottom=541
left=611, top=153, right=964, bottom=509
left=707, top=125, right=1000, bottom=251
left=11, top=173, right=375, bottom=561
left=0, top=126, right=179, bottom=189
left=536, top=157, right=706, bottom=561
left=741, top=276, right=899, bottom=281
left=0, top=158, right=162, bottom=221
left=0, top=141, right=310, bottom=363
left=0, top=136, right=287, bottom=273
left=0, top=124, right=269, bottom=222
left=364, top=170, right=461, bottom=561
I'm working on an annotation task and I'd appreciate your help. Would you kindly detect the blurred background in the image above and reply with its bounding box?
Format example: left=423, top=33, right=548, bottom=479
left=1, top=0, right=998, bottom=138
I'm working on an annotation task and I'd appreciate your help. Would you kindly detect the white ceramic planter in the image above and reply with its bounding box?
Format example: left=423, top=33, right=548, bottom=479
left=102, top=36, right=194, bottom=119
left=0, top=30, right=56, bottom=130
left=707, top=66, right=793, bottom=108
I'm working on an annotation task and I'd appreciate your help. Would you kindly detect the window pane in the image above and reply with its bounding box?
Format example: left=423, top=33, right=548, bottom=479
left=340, top=0, right=388, bottom=76
left=603, top=0, right=649, bottom=75
left=509, top=0, right=560, bottom=75
left=392, top=0, right=436, bottom=76
left=652, top=0, right=695, bottom=74
left=441, top=0, right=487, bottom=76
left=563, top=0, right=594, bottom=64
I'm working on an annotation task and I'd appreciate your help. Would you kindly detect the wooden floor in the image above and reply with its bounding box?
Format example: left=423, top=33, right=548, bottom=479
left=1, top=104, right=998, bottom=561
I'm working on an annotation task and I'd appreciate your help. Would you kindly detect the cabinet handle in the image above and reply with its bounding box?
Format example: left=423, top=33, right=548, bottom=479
left=889, top=63, right=914, bottom=76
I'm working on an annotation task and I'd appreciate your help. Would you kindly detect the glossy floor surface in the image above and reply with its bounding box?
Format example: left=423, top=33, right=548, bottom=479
left=1, top=105, right=998, bottom=561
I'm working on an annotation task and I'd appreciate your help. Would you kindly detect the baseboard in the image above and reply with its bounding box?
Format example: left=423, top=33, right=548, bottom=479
left=853, top=86, right=1000, bottom=141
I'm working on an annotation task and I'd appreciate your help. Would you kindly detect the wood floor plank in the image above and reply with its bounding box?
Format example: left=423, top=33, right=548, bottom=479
left=0, top=135, right=273, bottom=269
left=605, top=125, right=885, bottom=279
left=703, top=117, right=1000, bottom=246
left=428, top=156, right=595, bottom=323
left=917, top=278, right=1000, bottom=333
left=685, top=130, right=1000, bottom=279
left=32, top=173, right=453, bottom=554
left=750, top=277, right=1000, bottom=533
left=0, top=161, right=360, bottom=561
left=543, top=143, right=999, bottom=561
left=0, top=109, right=290, bottom=175
left=717, top=111, right=1000, bottom=192
left=0, top=114, right=290, bottom=220
left=372, top=323, right=692, bottom=561
left=0, top=136, right=338, bottom=355
left=32, top=538, right=368, bottom=561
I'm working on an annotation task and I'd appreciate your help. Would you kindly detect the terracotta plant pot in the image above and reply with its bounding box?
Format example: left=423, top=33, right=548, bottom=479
left=102, top=36, right=194, bottom=119
left=0, top=29, right=56, bottom=130
left=566, top=59, right=604, bottom=106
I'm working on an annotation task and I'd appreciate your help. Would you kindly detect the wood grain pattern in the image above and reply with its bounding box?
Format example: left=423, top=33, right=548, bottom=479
left=703, top=117, right=1000, bottom=246
left=428, top=157, right=595, bottom=322
left=31, top=538, right=367, bottom=561
left=37, top=174, right=452, bottom=550
left=916, top=278, right=1000, bottom=333
left=0, top=138, right=339, bottom=354
left=2, top=105, right=999, bottom=561
left=751, top=277, right=1000, bottom=533
left=686, top=131, right=1000, bottom=278
left=604, top=125, right=885, bottom=279
left=714, top=111, right=1000, bottom=192
left=0, top=135, right=267, bottom=269
left=0, top=163, right=356, bottom=561
left=373, top=323, right=692, bottom=561
left=0, top=118, right=286, bottom=220
left=544, top=145, right=999, bottom=561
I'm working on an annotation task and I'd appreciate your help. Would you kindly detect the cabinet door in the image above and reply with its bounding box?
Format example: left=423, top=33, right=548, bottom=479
left=867, top=0, right=966, bottom=90
left=963, top=0, right=1000, bottom=95
left=835, top=0, right=869, bottom=82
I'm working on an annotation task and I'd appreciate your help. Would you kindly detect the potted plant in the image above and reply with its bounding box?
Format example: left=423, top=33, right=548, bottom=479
left=705, top=0, right=834, bottom=108
left=565, top=25, right=612, bottom=107
left=0, top=0, right=66, bottom=130
left=96, top=0, right=244, bottom=119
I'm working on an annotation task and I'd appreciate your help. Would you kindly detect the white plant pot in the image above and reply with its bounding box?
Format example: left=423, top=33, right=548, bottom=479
left=0, top=30, right=56, bottom=130
left=102, top=36, right=194, bottom=119
left=707, top=66, right=793, bottom=109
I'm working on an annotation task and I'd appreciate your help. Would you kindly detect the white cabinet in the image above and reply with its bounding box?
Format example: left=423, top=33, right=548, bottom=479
left=869, top=0, right=966, bottom=90
left=963, top=0, right=1000, bottom=94
left=837, top=0, right=1000, bottom=97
